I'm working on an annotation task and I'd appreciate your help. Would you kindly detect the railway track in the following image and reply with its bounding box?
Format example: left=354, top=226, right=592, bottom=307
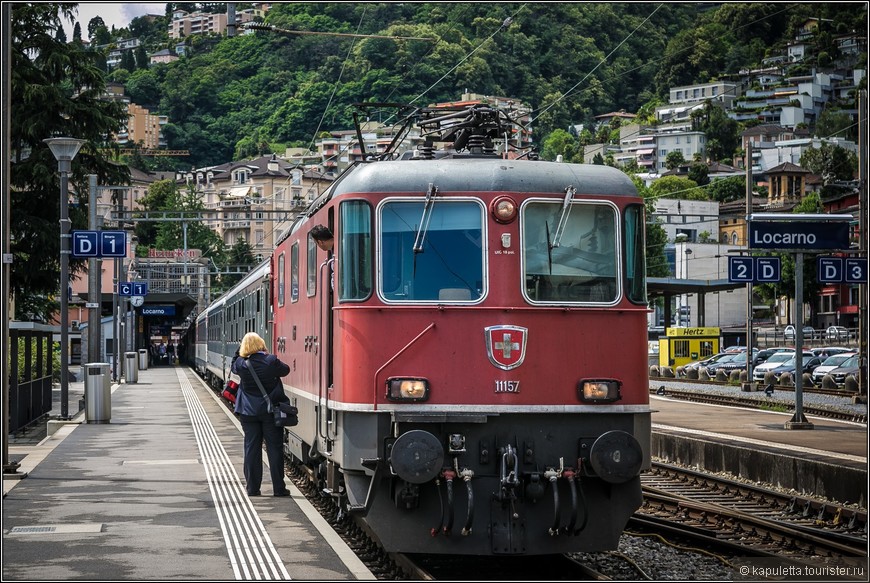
left=649, top=380, right=868, bottom=423
left=637, top=462, right=867, bottom=559
left=206, top=372, right=865, bottom=579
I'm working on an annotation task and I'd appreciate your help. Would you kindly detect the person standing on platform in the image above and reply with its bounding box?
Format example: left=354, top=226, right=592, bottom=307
left=167, top=341, right=175, bottom=365
left=231, top=332, right=291, bottom=497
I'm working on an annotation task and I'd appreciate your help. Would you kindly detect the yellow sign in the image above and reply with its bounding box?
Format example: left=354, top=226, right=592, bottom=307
left=665, top=327, right=720, bottom=337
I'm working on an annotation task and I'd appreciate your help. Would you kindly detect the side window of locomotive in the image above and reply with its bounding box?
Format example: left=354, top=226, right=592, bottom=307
left=338, top=200, right=373, bottom=301
left=379, top=199, right=484, bottom=303
left=624, top=204, right=647, bottom=304
left=290, top=242, right=299, bottom=303
left=306, top=233, right=317, bottom=297
left=522, top=201, right=618, bottom=304
left=277, top=252, right=285, bottom=307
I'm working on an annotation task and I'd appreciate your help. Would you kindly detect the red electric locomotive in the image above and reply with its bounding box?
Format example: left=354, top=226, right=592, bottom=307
left=272, top=105, right=650, bottom=555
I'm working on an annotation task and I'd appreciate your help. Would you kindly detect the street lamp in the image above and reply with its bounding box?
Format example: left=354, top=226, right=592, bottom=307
left=44, top=137, right=85, bottom=420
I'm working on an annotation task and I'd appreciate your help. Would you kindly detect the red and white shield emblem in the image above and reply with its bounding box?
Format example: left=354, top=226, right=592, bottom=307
left=484, top=325, right=528, bottom=370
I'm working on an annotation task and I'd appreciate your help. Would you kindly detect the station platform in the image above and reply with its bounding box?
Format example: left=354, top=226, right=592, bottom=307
left=2, top=366, right=374, bottom=581
left=650, top=393, right=868, bottom=507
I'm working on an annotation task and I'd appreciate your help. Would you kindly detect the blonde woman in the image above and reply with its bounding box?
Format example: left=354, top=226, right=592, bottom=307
left=231, top=332, right=291, bottom=497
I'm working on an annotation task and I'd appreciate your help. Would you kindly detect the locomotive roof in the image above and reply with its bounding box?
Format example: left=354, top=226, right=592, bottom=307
left=331, top=158, right=639, bottom=198
left=281, top=157, right=640, bottom=245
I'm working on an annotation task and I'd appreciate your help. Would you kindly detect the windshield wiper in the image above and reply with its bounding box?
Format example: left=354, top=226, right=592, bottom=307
left=550, top=186, right=576, bottom=249
left=545, top=221, right=553, bottom=275
left=413, top=182, right=438, bottom=254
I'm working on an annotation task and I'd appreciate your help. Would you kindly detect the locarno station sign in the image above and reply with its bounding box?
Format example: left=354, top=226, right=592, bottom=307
left=729, top=213, right=865, bottom=284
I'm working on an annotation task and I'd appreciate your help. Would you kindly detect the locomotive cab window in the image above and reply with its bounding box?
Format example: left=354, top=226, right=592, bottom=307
left=378, top=199, right=484, bottom=303
left=522, top=201, right=619, bottom=304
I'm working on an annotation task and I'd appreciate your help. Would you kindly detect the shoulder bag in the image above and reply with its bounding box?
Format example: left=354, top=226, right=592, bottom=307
left=247, top=359, right=298, bottom=427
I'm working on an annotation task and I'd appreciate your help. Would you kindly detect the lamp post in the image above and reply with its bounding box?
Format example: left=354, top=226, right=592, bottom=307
left=44, top=137, right=85, bottom=420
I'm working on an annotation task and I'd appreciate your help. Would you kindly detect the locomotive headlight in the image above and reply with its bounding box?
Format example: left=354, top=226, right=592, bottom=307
left=578, top=379, right=621, bottom=403
left=491, top=196, right=518, bottom=223
left=386, top=377, right=430, bottom=401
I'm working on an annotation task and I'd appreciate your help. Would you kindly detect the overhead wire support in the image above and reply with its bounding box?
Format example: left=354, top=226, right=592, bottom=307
left=111, top=210, right=303, bottom=223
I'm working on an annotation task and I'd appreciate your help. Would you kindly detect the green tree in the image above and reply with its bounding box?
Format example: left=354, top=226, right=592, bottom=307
left=649, top=176, right=707, bottom=201
left=706, top=176, right=745, bottom=203
left=664, top=150, right=686, bottom=170
left=688, top=162, right=709, bottom=186
left=799, top=143, right=858, bottom=185
left=219, top=238, right=257, bottom=290
left=540, top=129, right=578, bottom=162
left=691, top=101, right=739, bottom=162
left=135, top=45, right=149, bottom=70
left=628, top=175, right=669, bottom=279
left=10, top=3, right=130, bottom=320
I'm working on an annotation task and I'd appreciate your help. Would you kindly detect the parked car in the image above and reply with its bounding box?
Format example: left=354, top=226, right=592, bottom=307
left=784, top=325, right=816, bottom=341
left=684, top=352, right=731, bottom=373
left=810, top=346, right=852, bottom=359
left=811, top=352, right=857, bottom=386
left=752, top=350, right=796, bottom=382
left=708, top=350, right=759, bottom=377
left=825, top=326, right=851, bottom=341
left=764, top=353, right=823, bottom=383
left=754, top=347, right=791, bottom=366
left=827, top=354, right=860, bottom=388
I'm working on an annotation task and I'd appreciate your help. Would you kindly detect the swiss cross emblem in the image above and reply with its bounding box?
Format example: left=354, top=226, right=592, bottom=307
left=484, top=325, right=528, bottom=370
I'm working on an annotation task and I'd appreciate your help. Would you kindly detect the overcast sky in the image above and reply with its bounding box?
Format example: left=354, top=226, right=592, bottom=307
left=61, top=3, right=166, bottom=39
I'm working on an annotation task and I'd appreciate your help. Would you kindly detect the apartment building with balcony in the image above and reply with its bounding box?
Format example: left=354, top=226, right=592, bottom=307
left=183, top=155, right=333, bottom=258
left=97, top=38, right=141, bottom=69
left=169, top=8, right=255, bottom=39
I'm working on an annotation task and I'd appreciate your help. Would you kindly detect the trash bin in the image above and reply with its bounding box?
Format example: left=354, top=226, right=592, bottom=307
left=138, top=348, right=148, bottom=370
left=124, top=351, right=138, bottom=384
left=84, top=363, right=111, bottom=423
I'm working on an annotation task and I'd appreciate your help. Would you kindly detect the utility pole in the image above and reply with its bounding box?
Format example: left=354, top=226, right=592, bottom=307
left=87, top=175, right=101, bottom=364
left=744, top=141, right=754, bottom=387
left=858, top=89, right=867, bottom=402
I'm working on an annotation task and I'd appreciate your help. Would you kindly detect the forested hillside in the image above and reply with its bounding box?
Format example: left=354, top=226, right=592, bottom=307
left=106, top=2, right=866, bottom=169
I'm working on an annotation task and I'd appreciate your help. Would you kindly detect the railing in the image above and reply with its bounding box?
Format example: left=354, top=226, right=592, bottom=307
left=8, top=323, right=55, bottom=434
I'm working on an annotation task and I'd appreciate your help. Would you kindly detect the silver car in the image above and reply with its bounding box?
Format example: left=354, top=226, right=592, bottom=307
left=811, top=352, right=856, bottom=386
left=752, top=351, right=796, bottom=382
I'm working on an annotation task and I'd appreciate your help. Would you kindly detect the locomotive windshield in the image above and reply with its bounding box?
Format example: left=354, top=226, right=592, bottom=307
left=379, top=199, right=484, bottom=302
left=522, top=201, right=619, bottom=304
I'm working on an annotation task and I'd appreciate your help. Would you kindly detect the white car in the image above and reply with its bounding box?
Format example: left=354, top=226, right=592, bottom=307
left=825, top=326, right=851, bottom=341
left=752, top=350, right=796, bottom=382
left=784, top=325, right=816, bottom=341
left=811, top=352, right=856, bottom=386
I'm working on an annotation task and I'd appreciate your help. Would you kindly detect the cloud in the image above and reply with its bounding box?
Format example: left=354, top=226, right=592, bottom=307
left=62, top=3, right=164, bottom=38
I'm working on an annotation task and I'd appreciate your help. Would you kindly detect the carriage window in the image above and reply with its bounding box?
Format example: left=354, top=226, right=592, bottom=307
left=339, top=201, right=373, bottom=301
left=306, top=233, right=317, bottom=296
left=379, top=199, right=484, bottom=302
left=522, top=201, right=618, bottom=303
left=625, top=204, right=647, bottom=304
left=277, top=252, right=285, bottom=307
left=290, top=242, right=299, bottom=303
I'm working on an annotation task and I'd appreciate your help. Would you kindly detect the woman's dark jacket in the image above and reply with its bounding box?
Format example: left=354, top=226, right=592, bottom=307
left=231, top=352, right=290, bottom=416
